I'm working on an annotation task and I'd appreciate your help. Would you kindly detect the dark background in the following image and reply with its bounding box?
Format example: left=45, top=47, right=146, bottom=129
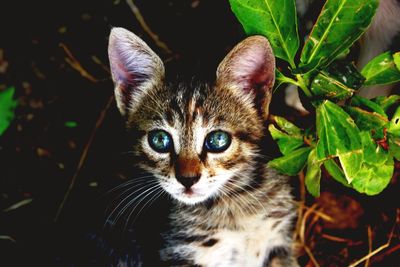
left=0, top=0, right=399, bottom=266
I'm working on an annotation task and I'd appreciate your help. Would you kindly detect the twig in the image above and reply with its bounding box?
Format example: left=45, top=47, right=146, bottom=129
left=370, top=244, right=400, bottom=264
left=125, top=0, right=173, bottom=55
left=54, top=95, right=115, bottom=222
left=60, top=43, right=98, bottom=82
left=91, top=55, right=111, bottom=74
left=300, top=203, right=318, bottom=245
left=365, top=226, right=372, bottom=267
left=304, top=245, right=320, bottom=267
left=348, top=242, right=390, bottom=267
left=321, top=234, right=362, bottom=245
left=294, top=171, right=306, bottom=240
left=349, top=222, right=396, bottom=267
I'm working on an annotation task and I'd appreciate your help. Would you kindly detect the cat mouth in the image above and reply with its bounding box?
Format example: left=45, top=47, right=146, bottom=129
left=183, top=188, right=194, bottom=195
left=175, top=188, right=209, bottom=204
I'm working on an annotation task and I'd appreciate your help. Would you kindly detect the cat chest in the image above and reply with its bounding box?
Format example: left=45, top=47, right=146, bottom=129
left=190, top=217, right=286, bottom=267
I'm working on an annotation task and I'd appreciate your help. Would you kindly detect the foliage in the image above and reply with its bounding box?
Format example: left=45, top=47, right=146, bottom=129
left=229, top=0, right=400, bottom=196
left=0, top=87, right=17, bottom=136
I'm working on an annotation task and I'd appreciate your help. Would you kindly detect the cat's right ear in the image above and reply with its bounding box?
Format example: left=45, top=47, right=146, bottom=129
left=108, top=27, right=165, bottom=116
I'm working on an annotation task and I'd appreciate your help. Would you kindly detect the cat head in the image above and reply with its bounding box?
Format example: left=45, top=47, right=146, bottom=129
left=108, top=27, right=275, bottom=205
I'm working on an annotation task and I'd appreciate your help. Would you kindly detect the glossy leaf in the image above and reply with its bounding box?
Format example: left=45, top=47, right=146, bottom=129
left=373, top=95, right=400, bottom=112
left=268, top=147, right=312, bottom=176
left=272, top=115, right=302, bottom=135
left=326, top=61, right=365, bottom=89
left=310, top=71, right=355, bottom=101
left=229, top=0, right=299, bottom=65
left=351, top=157, right=394, bottom=195
left=350, top=95, right=386, bottom=117
left=387, top=106, right=400, bottom=137
left=0, top=87, right=17, bottom=136
left=394, top=52, right=400, bottom=71
left=310, top=61, right=365, bottom=101
left=269, top=124, right=304, bottom=155
left=388, top=135, right=400, bottom=160
left=361, top=52, right=400, bottom=86
left=316, top=100, right=363, bottom=183
left=305, top=149, right=322, bottom=197
left=301, top=0, right=378, bottom=69
left=360, top=131, right=388, bottom=166
left=344, top=106, right=388, bottom=136
left=323, top=160, right=351, bottom=187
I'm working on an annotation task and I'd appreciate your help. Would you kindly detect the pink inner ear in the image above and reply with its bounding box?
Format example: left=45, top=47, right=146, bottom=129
left=229, top=43, right=275, bottom=93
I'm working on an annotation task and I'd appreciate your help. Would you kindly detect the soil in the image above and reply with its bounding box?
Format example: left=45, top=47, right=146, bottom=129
left=0, top=0, right=399, bottom=266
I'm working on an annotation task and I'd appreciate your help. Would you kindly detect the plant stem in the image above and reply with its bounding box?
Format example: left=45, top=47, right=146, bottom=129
left=296, top=74, right=312, bottom=97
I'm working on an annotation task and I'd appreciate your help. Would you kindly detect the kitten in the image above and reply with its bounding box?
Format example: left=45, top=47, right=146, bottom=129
left=108, top=27, right=298, bottom=267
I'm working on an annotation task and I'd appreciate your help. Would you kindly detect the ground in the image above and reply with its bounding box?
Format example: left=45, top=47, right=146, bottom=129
left=0, top=0, right=399, bottom=266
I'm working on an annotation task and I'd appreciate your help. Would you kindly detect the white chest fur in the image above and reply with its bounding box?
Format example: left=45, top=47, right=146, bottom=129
left=190, top=214, right=290, bottom=267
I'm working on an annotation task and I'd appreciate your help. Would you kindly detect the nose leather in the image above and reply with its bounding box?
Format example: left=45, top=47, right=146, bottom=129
left=175, top=157, right=201, bottom=189
left=176, top=175, right=200, bottom=189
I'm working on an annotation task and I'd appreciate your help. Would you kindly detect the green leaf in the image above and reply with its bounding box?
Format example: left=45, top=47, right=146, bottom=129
left=65, top=121, right=78, bottom=128
left=351, top=131, right=394, bottom=195
left=361, top=51, right=400, bottom=86
left=326, top=61, right=365, bottom=89
left=310, top=71, right=355, bottom=101
left=360, top=131, right=387, bottom=166
left=373, top=95, right=400, bottom=112
left=269, top=124, right=304, bottom=155
left=310, top=61, right=365, bottom=101
left=316, top=100, right=363, bottom=183
left=300, top=0, right=378, bottom=69
left=305, top=149, right=322, bottom=197
left=229, top=0, right=299, bottom=65
left=388, top=135, right=400, bottom=160
left=351, top=157, right=394, bottom=195
left=387, top=106, right=400, bottom=136
left=350, top=95, right=386, bottom=117
left=272, top=115, right=302, bottom=135
left=323, top=159, right=351, bottom=187
left=393, top=52, right=400, bottom=71
left=268, top=147, right=312, bottom=176
left=0, top=87, right=17, bottom=136
left=344, top=106, right=388, bottom=135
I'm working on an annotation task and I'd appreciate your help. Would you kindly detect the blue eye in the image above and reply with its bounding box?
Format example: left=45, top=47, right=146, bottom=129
left=148, top=130, right=172, bottom=153
left=205, top=131, right=231, bottom=152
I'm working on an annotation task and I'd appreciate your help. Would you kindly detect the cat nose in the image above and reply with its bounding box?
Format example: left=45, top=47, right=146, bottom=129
left=175, top=156, right=201, bottom=189
left=176, top=175, right=200, bottom=190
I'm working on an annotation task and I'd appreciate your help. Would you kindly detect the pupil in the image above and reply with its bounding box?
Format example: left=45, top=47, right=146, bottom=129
left=214, top=133, right=225, bottom=147
left=156, top=133, right=167, bottom=147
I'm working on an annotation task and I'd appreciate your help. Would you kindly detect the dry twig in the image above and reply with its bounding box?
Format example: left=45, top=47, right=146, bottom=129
left=54, top=95, right=115, bottom=221
left=60, top=43, right=98, bottom=82
left=125, top=0, right=173, bottom=55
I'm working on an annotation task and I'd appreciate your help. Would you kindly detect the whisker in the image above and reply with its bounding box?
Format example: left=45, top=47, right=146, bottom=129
left=113, top=183, right=161, bottom=228
left=127, top=187, right=165, bottom=228
left=104, top=180, right=159, bottom=228
left=103, top=175, right=156, bottom=197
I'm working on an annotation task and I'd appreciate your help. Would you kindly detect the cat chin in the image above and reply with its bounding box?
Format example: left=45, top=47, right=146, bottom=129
left=172, top=193, right=210, bottom=206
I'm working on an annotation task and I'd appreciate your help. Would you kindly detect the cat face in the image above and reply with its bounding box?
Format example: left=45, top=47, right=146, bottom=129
left=108, top=28, right=275, bottom=205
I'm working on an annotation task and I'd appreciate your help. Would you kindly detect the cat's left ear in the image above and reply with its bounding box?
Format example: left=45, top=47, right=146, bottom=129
left=216, top=35, right=275, bottom=120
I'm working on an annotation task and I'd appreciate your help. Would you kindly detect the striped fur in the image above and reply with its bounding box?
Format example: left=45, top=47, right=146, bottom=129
left=108, top=28, right=298, bottom=267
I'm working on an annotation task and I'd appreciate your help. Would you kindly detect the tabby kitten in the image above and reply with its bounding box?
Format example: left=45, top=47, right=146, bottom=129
left=108, top=27, right=298, bottom=267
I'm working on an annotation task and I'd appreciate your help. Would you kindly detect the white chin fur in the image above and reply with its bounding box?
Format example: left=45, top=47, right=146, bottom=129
left=172, top=192, right=211, bottom=205
left=160, top=173, right=233, bottom=205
